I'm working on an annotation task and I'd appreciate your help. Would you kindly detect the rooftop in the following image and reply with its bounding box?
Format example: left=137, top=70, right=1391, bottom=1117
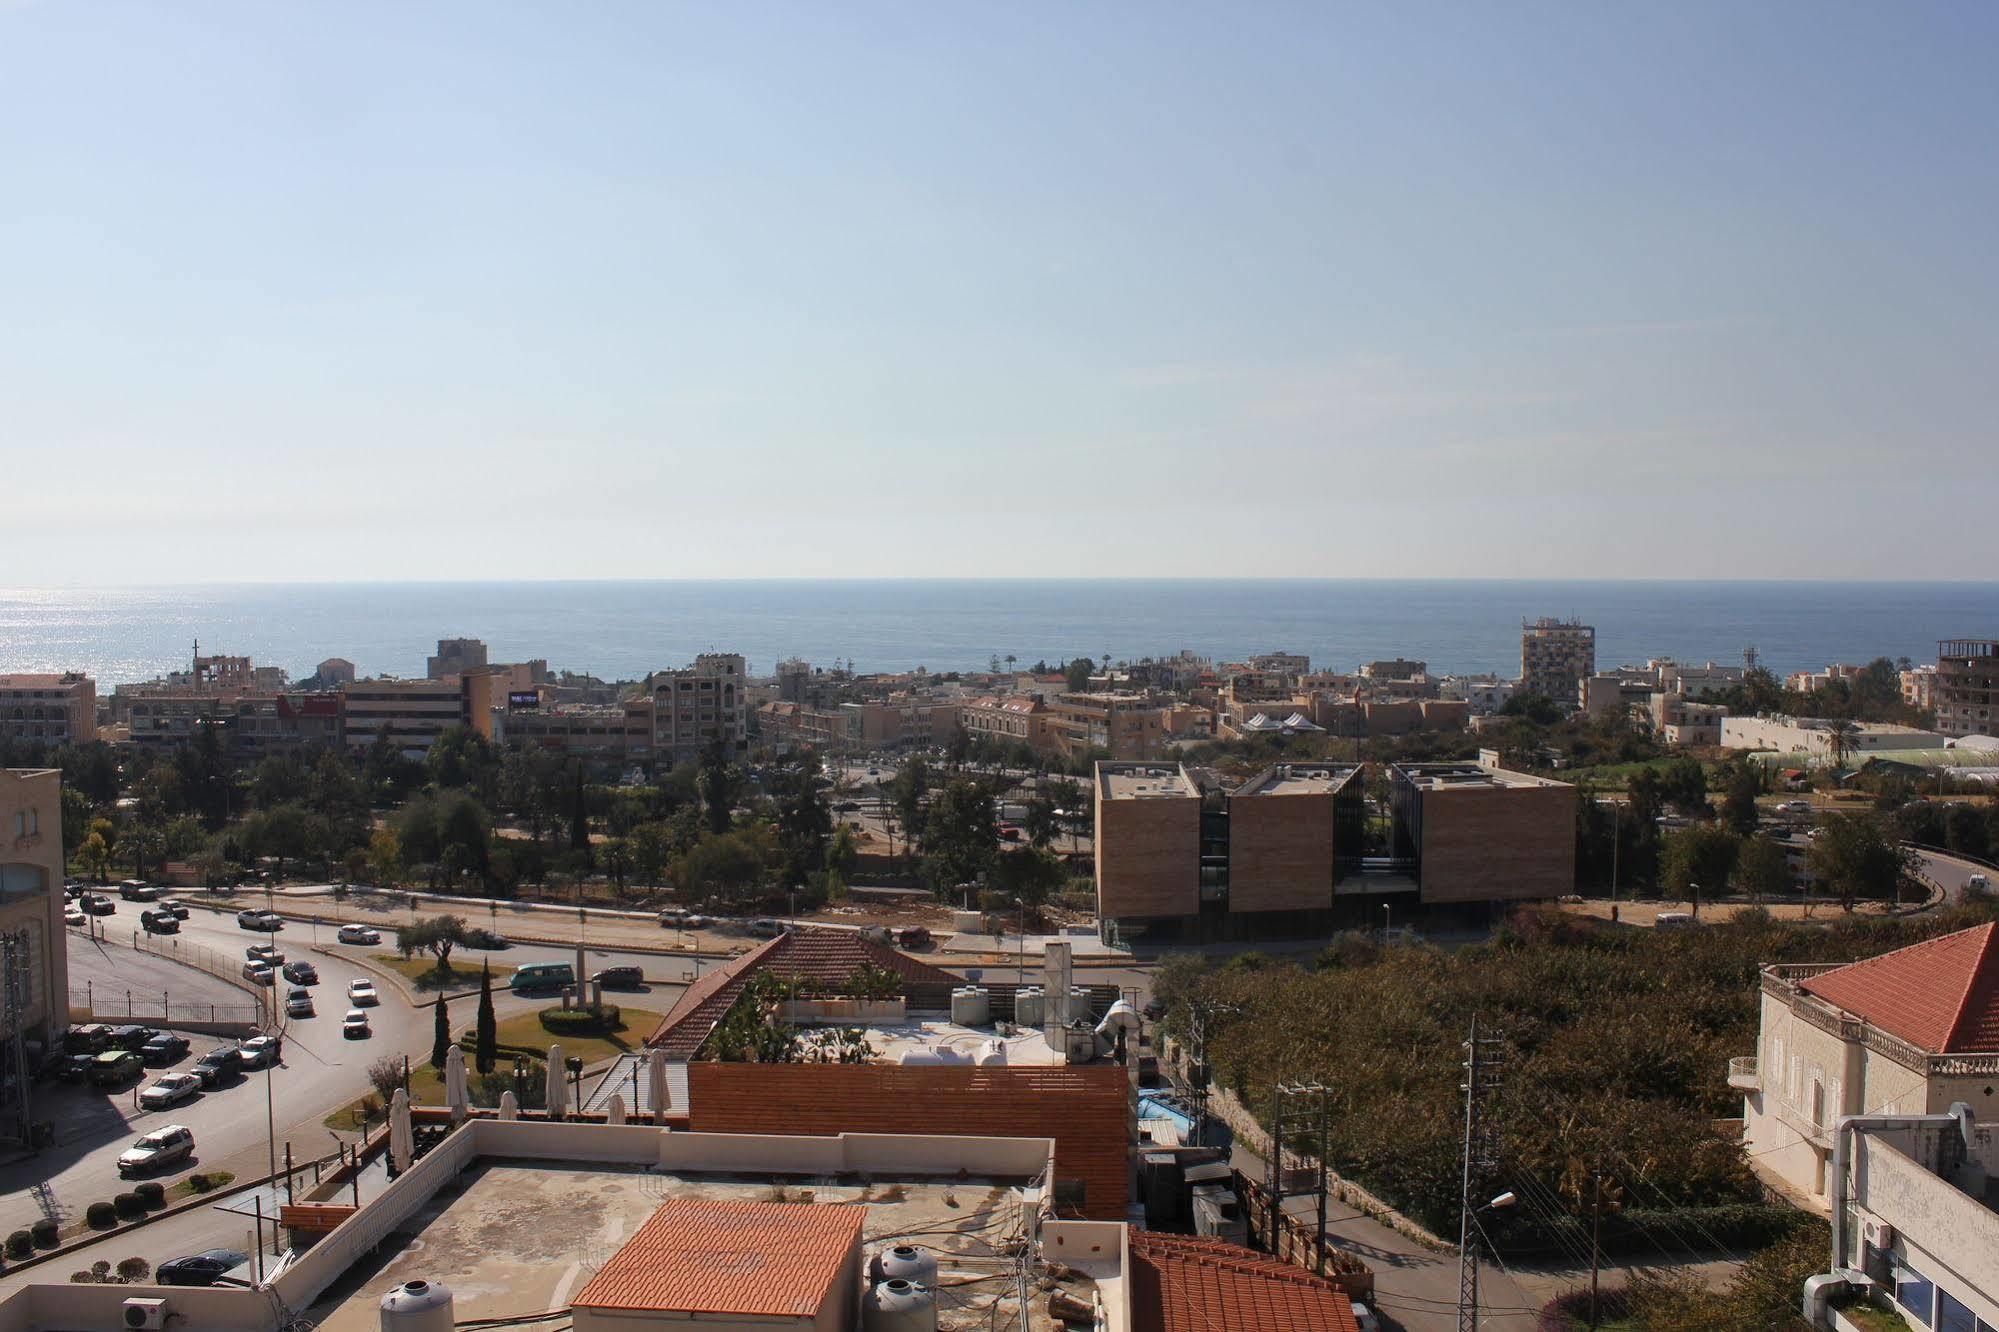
left=1393, top=761, right=1567, bottom=790
left=1129, top=1232, right=1360, bottom=1332
left=573, top=1198, right=862, bottom=1318
left=1800, top=923, right=1999, bottom=1055
left=1234, top=763, right=1361, bottom=797
left=1098, top=762, right=1198, bottom=800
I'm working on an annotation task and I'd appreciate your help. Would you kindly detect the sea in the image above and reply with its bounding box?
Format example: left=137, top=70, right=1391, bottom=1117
left=1, top=581, right=1995, bottom=688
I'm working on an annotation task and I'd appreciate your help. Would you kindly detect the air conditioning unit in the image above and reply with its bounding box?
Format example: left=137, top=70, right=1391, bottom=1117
left=1863, top=1219, right=1895, bottom=1251
left=123, top=1298, right=170, bottom=1330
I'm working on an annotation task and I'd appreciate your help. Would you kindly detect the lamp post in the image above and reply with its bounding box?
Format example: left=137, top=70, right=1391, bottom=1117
left=1382, top=903, right=1392, bottom=947
left=1459, top=1190, right=1517, bottom=1330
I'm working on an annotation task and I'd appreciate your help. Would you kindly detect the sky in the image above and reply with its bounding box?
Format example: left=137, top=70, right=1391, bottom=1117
left=4, top=2, right=1997, bottom=584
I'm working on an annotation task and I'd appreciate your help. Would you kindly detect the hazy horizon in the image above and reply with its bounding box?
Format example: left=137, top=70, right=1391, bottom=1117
left=6, top=3, right=1997, bottom=583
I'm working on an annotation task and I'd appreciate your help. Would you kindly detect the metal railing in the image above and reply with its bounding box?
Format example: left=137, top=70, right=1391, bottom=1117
left=68, top=986, right=262, bottom=1026
left=125, top=930, right=270, bottom=1026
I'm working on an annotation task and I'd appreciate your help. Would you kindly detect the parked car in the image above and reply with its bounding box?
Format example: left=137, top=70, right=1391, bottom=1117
left=347, top=978, right=378, bottom=1006
left=118, top=880, right=163, bottom=902
left=158, top=899, right=191, bottom=919
left=236, top=909, right=283, bottom=932
left=109, top=1025, right=159, bottom=1051
left=138, top=1072, right=202, bottom=1110
left=65, top=1023, right=114, bottom=1054
left=58, top=1052, right=98, bottom=1081
left=238, top=1035, right=282, bottom=1068
left=658, top=909, right=708, bottom=930
left=464, top=927, right=510, bottom=950
left=341, top=1009, right=371, bottom=1039
left=88, top=1050, right=143, bottom=1088
left=591, top=966, right=644, bottom=990
left=118, top=1124, right=195, bottom=1175
left=286, top=988, right=315, bottom=1018
left=281, top=961, right=318, bottom=985
left=1349, top=1299, right=1381, bottom=1332
left=242, top=961, right=276, bottom=986
left=141, top=910, right=181, bottom=934
left=79, top=893, right=116, bottom=916
left=64, top=906, right=86, bottom=928
left=192, top=1045, right=241, bottom=1087
left=157, top=1249, right=249, bottom=1287
left=336, top=924, right=381, bottom=945
left=246, top=944, right=284, bottom=965
left=896, top=926, right=933, bottom=950
left=1775, top=800, right=1813, bottom=814
left=748, top=918, right=788, bottom=938
left=141, top=1032, right=191, bottom=1064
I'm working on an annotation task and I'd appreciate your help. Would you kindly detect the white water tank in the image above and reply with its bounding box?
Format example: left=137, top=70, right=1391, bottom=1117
left=1096, top=998, right=1141, bottom=1040
left=1014, top=987, right=1045, bottom=1027
left=976, top=1038, right=1009, bottom=1066
left=862, top=1278, right=938, bottom=1332
left=950, top=986, right=990, bottom=1026
left=869, top=1244, right=940, bottom=1286
left=379, top=1279, right=455, bottom=1332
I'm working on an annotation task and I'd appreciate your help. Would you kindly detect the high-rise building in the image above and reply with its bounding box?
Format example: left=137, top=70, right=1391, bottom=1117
left=1935, top=640, right=1998, bottom=739
left=1520, top=617, right=1596, bottom=707
left=342, top=673, right=501, bottom=758
left=651, top=654, right=747, bottom=761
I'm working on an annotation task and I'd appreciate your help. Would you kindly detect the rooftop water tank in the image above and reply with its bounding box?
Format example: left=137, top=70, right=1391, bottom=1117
left=862, top=1278, right=938, bottom=1332
left=379, top=1279, right=455, bottom=1332
left=950, top=986, right=990, bottom=1026
left=869, top=1244, right=940, bottom=1286
left=1096, top=998, right=1141, bottom=1039
left=976, top=1038, right=1009, bottom=1066
left=1014, top=987, right=1045, bottom=1027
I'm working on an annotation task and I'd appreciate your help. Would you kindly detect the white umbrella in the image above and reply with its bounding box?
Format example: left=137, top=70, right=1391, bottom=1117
left=646, top=1049, right=669, bottom=1122
left=444, top=1046, right=469, bottom=1124
left=545, top=1044, right=567, bottom=1121
left=498, top=1090, right=518, bottom=1121
left=388, top=1088, right=413, bottom=1174
left=606, top=1092, right=626, bottom=1126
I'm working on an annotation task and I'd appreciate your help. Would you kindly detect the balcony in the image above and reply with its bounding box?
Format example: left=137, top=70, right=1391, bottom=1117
left=1728, top=1056, right=1760, bottom=1091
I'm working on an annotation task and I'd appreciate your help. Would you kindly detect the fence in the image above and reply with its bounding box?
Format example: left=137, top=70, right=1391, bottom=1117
left=68, top=985, right=262, bottom=1027
left=1235, top=1169, right=1375, bottom=1299
left=104, top=930, right=269, bottom=1025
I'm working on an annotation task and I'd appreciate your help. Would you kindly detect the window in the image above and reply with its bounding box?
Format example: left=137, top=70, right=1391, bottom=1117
left=1934, top=1290, right=1977, bottom=1332
left=1896, top=1263, right=1936, bottom=1327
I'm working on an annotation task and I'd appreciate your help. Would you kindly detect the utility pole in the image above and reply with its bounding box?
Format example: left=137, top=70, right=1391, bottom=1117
left=1267, top=1082, right=1332, bottom=1275
left=1458, top=1016, right=1507, bottom=1332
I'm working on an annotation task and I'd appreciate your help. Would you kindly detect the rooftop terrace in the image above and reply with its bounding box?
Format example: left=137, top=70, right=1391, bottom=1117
left=1234, top=762, right=1361, bottom=797
left=1393, top=761, right=1566, bottom=790
left=1098, top=762, right=1197, bottom=800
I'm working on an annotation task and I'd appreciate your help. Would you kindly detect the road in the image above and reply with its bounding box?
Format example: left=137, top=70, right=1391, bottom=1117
left=1916, top=846, right=1992, bottom=904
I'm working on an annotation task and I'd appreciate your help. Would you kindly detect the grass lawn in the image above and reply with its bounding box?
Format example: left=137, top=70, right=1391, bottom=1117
left=369, top=954, right=515, bottom=992
left=1836, top=1303, right=1915, bottom=1332
left=490, top=1005, right=667, bottom=1065
left=323, top=1064, right=447, bottom=1132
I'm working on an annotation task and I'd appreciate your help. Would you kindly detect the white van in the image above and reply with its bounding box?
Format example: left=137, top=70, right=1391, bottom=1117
left=1655, top=911, right=1695, bottom=931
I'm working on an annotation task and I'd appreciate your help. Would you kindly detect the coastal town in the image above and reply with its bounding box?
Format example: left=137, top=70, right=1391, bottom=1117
left=1, top=623, right=1996, bottom=1330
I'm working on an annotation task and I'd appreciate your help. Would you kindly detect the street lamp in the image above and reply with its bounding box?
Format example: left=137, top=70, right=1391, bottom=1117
left=1382, top=903, right=1392, bottom=947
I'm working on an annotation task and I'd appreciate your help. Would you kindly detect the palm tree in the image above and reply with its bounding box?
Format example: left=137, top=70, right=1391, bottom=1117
left=1825, top=719, right=1861, bottom=772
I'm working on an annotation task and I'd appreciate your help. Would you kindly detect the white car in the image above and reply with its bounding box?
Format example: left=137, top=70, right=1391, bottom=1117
left=65, top=906, right=86, bottom=927
left=119, top=1125, right=195, bottom=1175
left=1350, top=1300, right=1380, bottom=1332
left=337, top=924, right=381, bottom=945
left=138, top=1073, right=201, bottom=1111
left=239, top=1035, right=283, bottom=1068
left=347, top=978, right=378, bottom=1006
left=341, top=1009, right=370, bottom=1039
left=1776, top=800, right=1813, bottom=814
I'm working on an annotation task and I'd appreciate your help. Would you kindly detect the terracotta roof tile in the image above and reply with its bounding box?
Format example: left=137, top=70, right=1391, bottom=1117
left=645, top=928, right=964, bottom=1059
left=573, top=1199, right=861, bottom=1316
left=1799, top=923, right=1999, bottom=1054
left=1129, top=1231, right=1359, bottom=1332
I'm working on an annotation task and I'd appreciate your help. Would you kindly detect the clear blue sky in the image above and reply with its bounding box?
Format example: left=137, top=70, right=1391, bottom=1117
left=5, top=2, right=1995, bottom=583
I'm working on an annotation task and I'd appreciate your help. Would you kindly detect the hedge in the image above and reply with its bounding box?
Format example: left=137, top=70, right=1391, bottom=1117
left=30, top=1219, right=58, bottom=1248
left=84, top=1202, right=116, bottom=1229
left=134, top=1182, right=166, bottom=1209
left=112, top=1194, right=145, bottom=1220
left=539, top=1005, right=621, bottom=1036
left=4, top=1231, right=30, bottom=1260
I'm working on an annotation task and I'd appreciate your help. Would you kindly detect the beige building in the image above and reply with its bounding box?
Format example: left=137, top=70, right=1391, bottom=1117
left=0, top=673, right=97, bottom=747
left=1048, top=692, right=1168, bottom=761
left=651, top=653, right=748, bottom=761
left=1388, top=762, right=1576, bottom=905
left=1, top=769, right=69, bottom=1129
left=497, top=698, right=655, bottom=765
left=1737, top=925, right=1999, bottom=1231
left=1720, top=715, right=1947, bottom=762
left=961, top=695, right=1048, bottom=750
left=1520, top=617, right=1595, bottom=707
left=341, top=676, right=493, bottom=757
left=1936, top=640, right=1999, bottom=739
left=425, top=637, right=489, bottom=680
left=1093, top=763, right=1203, bottom=925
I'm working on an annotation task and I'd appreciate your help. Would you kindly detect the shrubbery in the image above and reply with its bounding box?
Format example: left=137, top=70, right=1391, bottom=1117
left=29, top=1218, right=58, bottom=1248
left=84, top=1202, right=116, bottom=1229
left=4, top=1230, right=31, bottom=1260
left=112, top=1193, right=145, bottom=1220
left=133, top=1182, right=166, bottom=1209
left=540, top=1005, right=621, bottom=1035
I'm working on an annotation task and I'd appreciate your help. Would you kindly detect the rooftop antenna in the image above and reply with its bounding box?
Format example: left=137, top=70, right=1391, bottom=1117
left=1744, top=645, right=1760, bottom=671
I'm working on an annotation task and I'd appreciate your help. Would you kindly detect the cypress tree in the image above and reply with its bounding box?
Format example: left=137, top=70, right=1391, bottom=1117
left=475, top=961, right=497, bottom=1074
left=431, top=993, right=451, bottom=1070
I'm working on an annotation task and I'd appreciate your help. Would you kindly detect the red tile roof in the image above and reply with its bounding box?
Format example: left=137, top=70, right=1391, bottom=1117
left=573, top=1199, right=861, bottom=1316
left=1129, top=1231, right=1359, bottom=1332
left=645, top=928, right=964, bottom=1059
left=1800, top=923, right=1999, bottom=1054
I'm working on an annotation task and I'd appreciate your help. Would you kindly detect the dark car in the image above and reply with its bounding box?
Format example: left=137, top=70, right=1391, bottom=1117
left=280, top=961, right=319, bottom=985
left=464, top=927, right=511, bottom=950
left=141, top=910, right=181, bottom=935
left=896, top=926, right=933, bottom=950
left=192, top=1045, right=242, bottom=1087
left=65, top=1023, right=114, bottom=1054
left=591, top=966, right=644, bottom=990
left=58, top=1052, right=98, bottom=1082
left=158, top=899, right=191, bottom=919
left=109, top=1025, right=159, bottom=1051
left=156, top=1249, right=249, bottom=1287
left=118, top=881, right=163, bottom=902
left=141, top=1032, right=191, bottom=1064
left=79, top=894, right=116, bottom=916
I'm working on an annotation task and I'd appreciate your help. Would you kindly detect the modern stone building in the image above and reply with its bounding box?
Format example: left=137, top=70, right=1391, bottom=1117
left=1387, top=761, right=1577, bottom=905
left=650, top=653, right=748, bottom=761
left=1, top=769, right=68, bottom=1143
left=1936, top=640, right=1999, bottom=739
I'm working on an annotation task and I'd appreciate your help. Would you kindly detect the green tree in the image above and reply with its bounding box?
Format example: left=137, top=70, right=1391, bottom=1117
left=437, top=794, right=491, bottom=884
left=431, top=994, right=451, bottom=1069
left=1734, top=836, right=1793, bottom=904
left=1022, top=795, right=1060, bottom=849
left=1063, top=657, right=1094, bottom=692
left=59, top=786, right=92, bottom=853
left=698, top=740, right=744, bottom=835
left=1823, top=719, right=1862, bottom=772
left=772, top=761, right=833, bottom=888
left=250, top=755, right=310, bottom=810
left=475, top=961, right=498, bottom=1074
left=78, top=830, right=112, bottom=883
left=681, top=829, right=767, bottom=905
left=367, top=827, right=403, bottom=890
left=397, top=914, right=469, bottom=975
left=1719, top=760, right=1762, bottom=835
left=987, top=845, right=1066, bottom=908
left=920, top=779, right=998, bottom=895
left=826, top=823, right=859, bottom=885
left=426, top=725, right=499, bottom=797
left=1659, top=824, right=1739, bottom=915
left=1807, top=812, right=1915, bottom=911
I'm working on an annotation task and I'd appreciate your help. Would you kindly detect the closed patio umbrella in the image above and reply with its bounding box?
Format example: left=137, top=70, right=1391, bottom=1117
left=545, top=1044, right=567, bottom=1121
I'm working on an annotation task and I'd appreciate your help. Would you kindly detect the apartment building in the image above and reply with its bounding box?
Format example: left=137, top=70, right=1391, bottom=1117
left=1094, top=761, right=1364, bottom=939
left=650, top=654, right=747, bottom=761
left=961, top=695, right=1049, bottom=751
left=1520, top=617, right=1595, bottom=707
left=1388, top=762, right=1577, bottom=905
left=1936, top=641, right=1999, bottom=739
left=232, top=693, right=342, bottom=759
left=1736, top=925, right=1999, bottom=1232
left=1049, top=692, right=1169, bottom=761
left=1246, top=651, right=1310, bottom=677
left=757, top=698, right=959, bottom=753
left=342, top=676, right=498, bottom=758
left=1, top=770, right=68, bottom=1103
left=1440, top=674, right=1518, bottom=715
left=1903, top=663, right=1939, bottom=713
left=125, top=694, right=235, bottom=750
left=496, top=698, right=655, bottom=765
left=0, top=673, right=96, bottom=747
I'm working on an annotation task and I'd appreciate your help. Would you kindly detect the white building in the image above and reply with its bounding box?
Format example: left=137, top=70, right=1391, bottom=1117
left=1720, top=716, right=1949, bottom=762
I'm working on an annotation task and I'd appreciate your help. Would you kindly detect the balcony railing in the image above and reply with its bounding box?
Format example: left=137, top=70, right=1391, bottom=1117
left=1728, top=1056, right=1760, bottom=1091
